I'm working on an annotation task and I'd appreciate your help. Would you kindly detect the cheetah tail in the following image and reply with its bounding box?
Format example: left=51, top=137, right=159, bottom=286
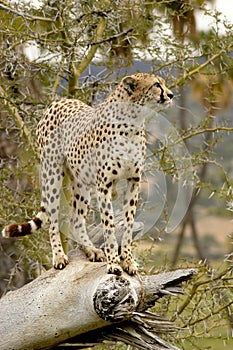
left=2, top=207, right=48, bottom=238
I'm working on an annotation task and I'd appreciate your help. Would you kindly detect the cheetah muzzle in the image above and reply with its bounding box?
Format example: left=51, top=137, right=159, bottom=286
left=2, top=73, right=173, bottom=275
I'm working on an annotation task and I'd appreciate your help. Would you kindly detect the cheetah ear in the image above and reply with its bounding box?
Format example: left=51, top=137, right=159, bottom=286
left=122, top=76, right=137, bottom=94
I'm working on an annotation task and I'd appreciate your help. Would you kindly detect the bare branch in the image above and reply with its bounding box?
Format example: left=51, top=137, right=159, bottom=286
left=86, top=28, right=133, bottom=46
left=75, top=9, right=111, bottom=23
left=0, top=2, right=55, bottom=22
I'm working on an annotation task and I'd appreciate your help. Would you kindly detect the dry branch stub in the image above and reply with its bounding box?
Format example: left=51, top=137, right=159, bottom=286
left=94, top=275, right=139, bottom=322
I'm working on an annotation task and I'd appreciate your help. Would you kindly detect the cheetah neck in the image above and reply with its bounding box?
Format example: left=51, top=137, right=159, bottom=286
left=102, top=83, right=130, bottom=104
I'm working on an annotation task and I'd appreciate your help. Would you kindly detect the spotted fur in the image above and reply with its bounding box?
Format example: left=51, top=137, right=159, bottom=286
left=2, top=73, right=173, bottom=275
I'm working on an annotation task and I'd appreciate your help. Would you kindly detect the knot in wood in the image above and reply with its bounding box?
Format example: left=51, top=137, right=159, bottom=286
left=93, top=275, right=138, bottom=322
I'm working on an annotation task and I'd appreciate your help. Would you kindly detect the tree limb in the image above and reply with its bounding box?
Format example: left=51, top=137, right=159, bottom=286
left=69, top=15, right=106, bottom=96
left=0, top=252, right=196, bottom=350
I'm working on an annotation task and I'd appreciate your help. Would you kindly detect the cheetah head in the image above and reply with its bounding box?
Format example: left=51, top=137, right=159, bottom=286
left=121, top=73, right=173, bottom=108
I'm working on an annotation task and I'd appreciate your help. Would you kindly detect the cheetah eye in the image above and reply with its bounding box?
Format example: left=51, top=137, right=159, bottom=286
left=154, top=82, right=161, bottom=88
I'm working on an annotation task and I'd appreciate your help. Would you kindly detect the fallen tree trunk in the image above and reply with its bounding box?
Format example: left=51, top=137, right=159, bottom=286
left=0, top=250, right=196, bottom=350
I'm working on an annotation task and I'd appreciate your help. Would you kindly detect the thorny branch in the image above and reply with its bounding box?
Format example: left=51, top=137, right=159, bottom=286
left=179, top=126, right=233, bottom=143
left=169, top=48, right=232, bottom=88
left=171, top=268, right=233, bottom=321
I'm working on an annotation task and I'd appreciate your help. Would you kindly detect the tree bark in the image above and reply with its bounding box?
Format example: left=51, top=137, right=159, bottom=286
left=0, top=252, right=196, bottom=350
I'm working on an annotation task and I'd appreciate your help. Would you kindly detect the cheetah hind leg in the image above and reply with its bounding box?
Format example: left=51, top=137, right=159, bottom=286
left=80, top=245, right=106, bottom=262
left=53, top=250, right=69, bottom=270
left=70, top=181, right=106, bottom=263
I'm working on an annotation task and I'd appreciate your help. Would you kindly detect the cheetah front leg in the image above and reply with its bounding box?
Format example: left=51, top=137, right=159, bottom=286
left=72, top=180, right=105, bottom=262
left=121, top=178, right=140, bottom=275
left=97, top=183, right=122, bottom=275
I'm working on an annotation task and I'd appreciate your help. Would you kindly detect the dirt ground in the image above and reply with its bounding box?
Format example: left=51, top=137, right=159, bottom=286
left=136, top=213, right=233, bottom=264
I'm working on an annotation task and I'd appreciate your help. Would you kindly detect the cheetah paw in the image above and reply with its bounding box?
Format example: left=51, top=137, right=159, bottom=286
left=84, top=247, right=106, bottom=262
left=53, top=254, right=69, bottom=270
left=121, top=259, right=138, bottom=275
left=107, top=263, right=123, bottom=276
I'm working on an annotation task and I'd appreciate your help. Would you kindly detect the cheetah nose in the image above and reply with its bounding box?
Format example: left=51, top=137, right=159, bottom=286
left=168, top=93, right=173, bottom=100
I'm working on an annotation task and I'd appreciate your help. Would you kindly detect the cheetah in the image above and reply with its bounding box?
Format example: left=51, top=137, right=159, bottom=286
left=2, top=73, right=173, bottom=275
